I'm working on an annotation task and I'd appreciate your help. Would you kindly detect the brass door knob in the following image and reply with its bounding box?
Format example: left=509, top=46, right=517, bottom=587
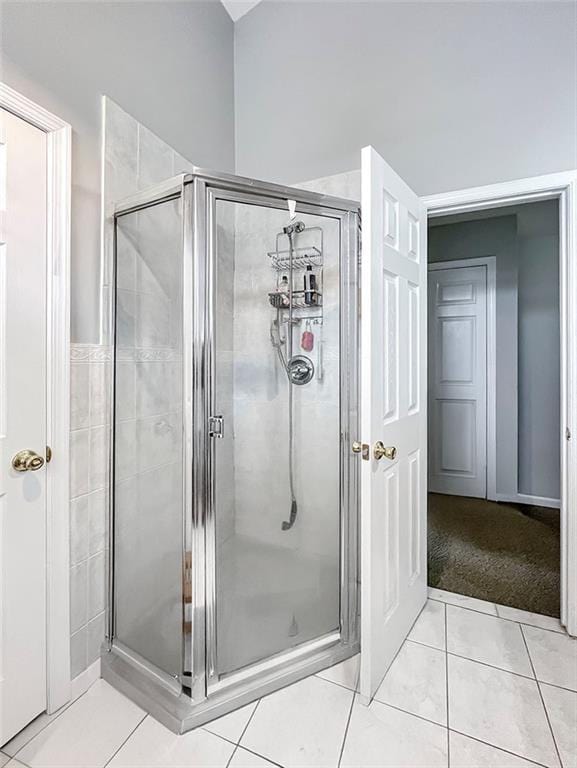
left=373, top=442, right=397, bottom=461
left=12, top=449, right=45, bottom=472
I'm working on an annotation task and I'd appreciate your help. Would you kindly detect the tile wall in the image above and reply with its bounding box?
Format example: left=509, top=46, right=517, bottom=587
left=69, top=344, right=111, bottom=678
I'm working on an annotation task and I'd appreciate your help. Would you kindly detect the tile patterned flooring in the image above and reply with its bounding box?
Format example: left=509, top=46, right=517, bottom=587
left=2, top=588, right=575, bottom=768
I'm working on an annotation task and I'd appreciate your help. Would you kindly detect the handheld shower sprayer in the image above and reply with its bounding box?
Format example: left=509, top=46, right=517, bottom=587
left=279, top=220, right=305, bottom=532
left=283, top=220, right=305, bottom=236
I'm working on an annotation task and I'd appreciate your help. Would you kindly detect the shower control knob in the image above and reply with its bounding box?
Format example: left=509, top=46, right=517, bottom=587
left=373, top=442, right=397, bottom=461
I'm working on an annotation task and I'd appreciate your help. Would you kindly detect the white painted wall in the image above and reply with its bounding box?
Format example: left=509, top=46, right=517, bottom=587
left=1, top=1, right=235, bottom=344
left=235, top=2, right=576, bottom=192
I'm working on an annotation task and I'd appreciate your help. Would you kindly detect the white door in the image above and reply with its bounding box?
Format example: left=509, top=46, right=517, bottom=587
left=428, top=265, right=487, bottom=498
left=0, top=108, right=48, bottom=745
left=359, top=147, right=427, bottom=703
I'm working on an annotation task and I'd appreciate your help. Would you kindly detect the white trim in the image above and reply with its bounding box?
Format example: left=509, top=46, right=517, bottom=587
left=497, top=493, right=561, bottom=510
left=428, top=257, right=497, bottom=501
left=0, top=83, right=71, bottom=711
left=424, top=170, right=577, bottom=637
left=70, top=659, right=101, bottom=703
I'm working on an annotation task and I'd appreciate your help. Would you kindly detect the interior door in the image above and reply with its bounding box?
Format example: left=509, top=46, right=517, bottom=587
left=359, top=146, right=427, bottom=703
left=0, top=108, right=48, bottom=744
left=428, top=265, right=487, bottom=498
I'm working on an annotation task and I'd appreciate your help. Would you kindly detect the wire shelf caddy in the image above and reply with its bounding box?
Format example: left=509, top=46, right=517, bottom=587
left=268, top=246, right=322, bottom=272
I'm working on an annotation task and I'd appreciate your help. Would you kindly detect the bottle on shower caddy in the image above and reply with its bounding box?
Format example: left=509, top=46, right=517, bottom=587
left=280, top=275, right=290, bottom=307
left=303, top=265, right=318, bottom=306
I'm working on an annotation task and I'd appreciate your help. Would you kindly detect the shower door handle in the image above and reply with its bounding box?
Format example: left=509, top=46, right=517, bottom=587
left=209, top=415, right=224, bottom=438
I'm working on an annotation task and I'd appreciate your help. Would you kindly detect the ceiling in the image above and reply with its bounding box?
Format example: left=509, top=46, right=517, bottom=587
left=221, top=0, right=263, bottom=22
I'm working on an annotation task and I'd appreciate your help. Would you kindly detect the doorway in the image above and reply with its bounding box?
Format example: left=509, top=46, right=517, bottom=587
left=426, top=199, right=562, bottom=618
left=0, top=85, right=71, bottom=746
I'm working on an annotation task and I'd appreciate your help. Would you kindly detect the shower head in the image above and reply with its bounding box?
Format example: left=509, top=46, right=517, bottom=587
left=283, top=220, right=305, bottom=236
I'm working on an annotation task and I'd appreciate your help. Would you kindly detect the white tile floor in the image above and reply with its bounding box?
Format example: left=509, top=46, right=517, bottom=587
left=1, top=588, right=575, bottom=768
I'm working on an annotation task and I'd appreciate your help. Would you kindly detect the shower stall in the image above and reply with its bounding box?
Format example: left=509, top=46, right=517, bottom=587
left=103, top=168, right=360, bottom=733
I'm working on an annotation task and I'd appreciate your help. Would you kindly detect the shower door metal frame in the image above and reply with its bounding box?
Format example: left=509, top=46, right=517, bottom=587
left=106, top=169, right=360, bottom=733
left=196, top=175, right=361, bottom=700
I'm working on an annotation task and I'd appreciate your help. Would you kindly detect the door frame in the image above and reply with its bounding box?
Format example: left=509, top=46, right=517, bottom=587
left=0, top=83, right=72, bottom=712
left=423, top=170, right=577, bottom=636
left=428, top=257, right=497, bottom=501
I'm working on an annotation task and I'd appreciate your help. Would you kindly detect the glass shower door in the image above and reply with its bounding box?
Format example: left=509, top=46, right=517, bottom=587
left=210, top=193, right=343, bottom=680
left=113, top=195, right=185, bottom=680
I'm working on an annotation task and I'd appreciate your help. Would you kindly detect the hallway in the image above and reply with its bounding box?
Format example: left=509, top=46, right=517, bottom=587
left=428, top=493, right=560, bottom=617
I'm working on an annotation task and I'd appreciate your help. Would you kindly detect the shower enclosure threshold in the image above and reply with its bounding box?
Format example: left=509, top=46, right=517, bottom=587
left=102, top=637, right=359, bottom=734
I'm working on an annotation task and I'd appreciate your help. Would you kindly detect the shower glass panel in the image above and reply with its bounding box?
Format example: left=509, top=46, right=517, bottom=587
left=113, top=196, right=184, bottom=678
left=212, top=198, right=341, bottom=678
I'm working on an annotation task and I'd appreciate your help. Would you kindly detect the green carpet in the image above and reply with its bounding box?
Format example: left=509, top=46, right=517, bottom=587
left=428, top=493, right=560, bottom=618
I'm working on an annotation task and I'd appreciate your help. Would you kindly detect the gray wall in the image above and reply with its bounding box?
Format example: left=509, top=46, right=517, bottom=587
left=1, top=1, right=234, bottom=343
left=429, top=215, right=519, bottom=499
left=517, top=205, right=560, bottom=499
left=428, top=200, right=560, bottom=502
left=235, top=1, right=577, bottom=191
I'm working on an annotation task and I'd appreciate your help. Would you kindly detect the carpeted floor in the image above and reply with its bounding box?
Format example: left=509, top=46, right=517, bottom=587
left=428, top=493, right=560, bottom=617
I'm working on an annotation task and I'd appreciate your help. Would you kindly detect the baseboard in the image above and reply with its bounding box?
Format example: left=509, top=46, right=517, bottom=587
left=496, top=493, right=560, bottom=510
left=70, top=658, right=101, bottom=703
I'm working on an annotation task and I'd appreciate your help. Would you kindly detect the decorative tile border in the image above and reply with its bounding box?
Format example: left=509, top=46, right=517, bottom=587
left=115, top=347, right=183, bottom=363
left=71, top=344, right=112, bottom=362
left=71, top=343, right=182, bottom=364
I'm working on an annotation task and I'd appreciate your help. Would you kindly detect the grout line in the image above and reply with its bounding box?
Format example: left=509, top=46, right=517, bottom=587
left=235, top=745, right=284, bottom=768
left=315, top=673, right=358, bottom=695
left=430, top=595, right=566, bottom=637
left=520, top=626, right=564, bottom=768
left=201, top=729, right=238, bottom=749
left=238, top=699, right=260, bottom=745
left=445, top=650, right=535, bottom=681
left=370, top=694, right=553, bottom=768
left=535, top=678, right=577, bottom=695
left=444, top=603, right=450, bottom=767
left=448, top=728, right=550, bottom=768
left=407, top=637, right=577, bottom=690
left=10, top=687, right=90, bottom=760
left=405, top=637, right=446, bottom=653
left=371, top=697, right=447, bottom=730
left=495, top=604, right=564, bottom=629
left=337, top=690, right=356, bottom=768
left=225, top=745, right=238, bottom=768
left=103, top=712, right=148, bottom=767
left=225, top=697, right=263, bottom=767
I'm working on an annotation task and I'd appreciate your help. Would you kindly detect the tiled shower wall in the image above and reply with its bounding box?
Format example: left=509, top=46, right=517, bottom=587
left=68, top=99, right=193, bottom=681
left=69, top=344, right=110, bottom=678
left=230, top=205, right=341, bottom=557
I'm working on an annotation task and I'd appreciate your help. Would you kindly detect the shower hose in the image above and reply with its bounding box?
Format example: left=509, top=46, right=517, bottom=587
left=281, top=229, right=298, bottom=531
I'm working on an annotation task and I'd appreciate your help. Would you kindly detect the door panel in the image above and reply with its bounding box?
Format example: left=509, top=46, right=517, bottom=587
left=0, top=108, right=47, bottom=744
left=428, top=265, right=487, bottom=497
left=360, top=146, right=427, bottom=703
